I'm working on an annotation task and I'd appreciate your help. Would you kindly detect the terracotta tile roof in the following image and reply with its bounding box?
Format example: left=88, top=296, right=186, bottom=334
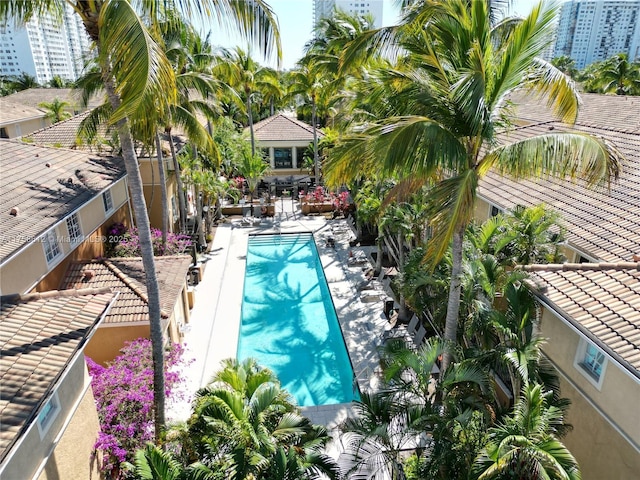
left=0, top=288, right=115, bottom=463
left=479, top=119, right=640, bottom=263
left=1, top=88, right=103, bottom=111
left=251, top=113, right=324, bottom=142
left=510, top=91, right=640, bottom=134
left=59, top=256, right=192, bottom=325
left=0, top=100, right=46, bottom=126
left=0, top=141, right=126, bottom=264
left=524, top=263, right=640, bottom=379
left=20, top=111, right=108, bottom=151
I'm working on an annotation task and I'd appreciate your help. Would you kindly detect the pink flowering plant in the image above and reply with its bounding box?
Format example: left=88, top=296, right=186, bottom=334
left=106, top=224, right=192, bottom=257
left=87, top=338, right=188, bottom=479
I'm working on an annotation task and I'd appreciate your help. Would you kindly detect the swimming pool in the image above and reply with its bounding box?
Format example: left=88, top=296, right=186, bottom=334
left=237, top=233, right=358, bottom=407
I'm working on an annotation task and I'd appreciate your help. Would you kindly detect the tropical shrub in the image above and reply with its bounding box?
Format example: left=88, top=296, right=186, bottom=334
left=87, top=338, right=187, bottom=479
left=106, top=223, right=192, bottom=257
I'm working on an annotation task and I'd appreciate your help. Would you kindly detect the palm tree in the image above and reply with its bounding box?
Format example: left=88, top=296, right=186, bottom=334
left=473, top=384, right=580, bottom=480
left=38, top=97, right=72, bottom=123
left=237, top=148, right=270, bottom=216
left=11, top=71, right=39, bottom=90
left=583, top=53, right=640, bottom=95
left=0, top=0, right=280, bottom=444
left=288, top=57, right=326, bottom=183
left=215, top=47, right=280, bottom=155
left=325, top=0, right=623, bottom=371
left=188, top=358, right=339, bottom=479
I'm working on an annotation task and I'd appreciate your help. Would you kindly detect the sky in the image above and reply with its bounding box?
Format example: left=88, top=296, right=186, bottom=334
left=202, top=0, right=561, bottom=70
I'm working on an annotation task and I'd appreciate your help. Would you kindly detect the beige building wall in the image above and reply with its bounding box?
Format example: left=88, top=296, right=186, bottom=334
left=539, top=307, right=640, bottom=478
left=36, top=387, right=101, bottom=480
left=0, top=355, right=99, bottom=480
left=85, top=324, right=150, bottom=365
left=0, top=117, right=49, bottom=138
left=0, top=177, right=130, bottom=295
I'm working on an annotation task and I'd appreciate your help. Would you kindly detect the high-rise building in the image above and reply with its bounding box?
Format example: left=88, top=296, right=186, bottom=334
left=0, top=3, right=91, bottom=84
left=554, top=0, right=640, bottom=69
left=313, top=1, right=384, bottom=28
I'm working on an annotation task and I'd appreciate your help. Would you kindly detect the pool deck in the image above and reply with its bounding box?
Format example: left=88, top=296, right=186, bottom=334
left=167, top=201, right=392, bottom=431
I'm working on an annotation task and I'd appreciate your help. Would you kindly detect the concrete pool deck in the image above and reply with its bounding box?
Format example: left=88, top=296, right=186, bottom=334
left=167, top=202, right=392, bottom=430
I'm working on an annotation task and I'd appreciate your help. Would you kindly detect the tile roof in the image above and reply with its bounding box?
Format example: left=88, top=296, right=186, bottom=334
left=524, top=262, right=640, bottom=379
left=60, top=256, right=192, bottom=325
left=479, top=94, right=640, bottom=263
left=251, top=113, right=324, bottom=142
left=0, top=288, right=115, bottom=463
left=0, top=141, right=126, bottom=264
left=20, top=111, right=102, bottom=151
left=510, top=91, right=640, bottom=134
left=1, top=88, right=103, bottom=111
left=0, top=101, right=46, bottom=125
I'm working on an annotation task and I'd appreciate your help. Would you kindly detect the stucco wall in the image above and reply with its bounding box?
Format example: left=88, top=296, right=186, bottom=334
left=558, top=376, right=640, bottom=480
left=85, top=324, right=150, bottom=366
left=37, top=386, right=101, bottom=480
left=0, top=355, right=98, bottom=480
left=2, top=117, right=48, bottom=138
left=539, top=307, right=640, bottom=477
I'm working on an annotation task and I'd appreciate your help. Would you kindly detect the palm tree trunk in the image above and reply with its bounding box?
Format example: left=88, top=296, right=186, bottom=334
left=155, top=132, right=169, bottom=251
left=312, top=98, right=319, bottom=184
left=441, top=226, right=465, bottom=372
left=103, top=76, right=166, bottom=444
left=167, top=129, right=187, bottom=233
left=397, top=233, right=409, bottom=322
left=247, top=95, right=255, bottom=156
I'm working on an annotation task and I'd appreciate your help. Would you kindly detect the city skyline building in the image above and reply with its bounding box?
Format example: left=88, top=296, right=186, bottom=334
left=554, top=0, right=640, bottom=69
left=313, top=0, right=384, bottom=28
left=0, top=3, right=91, bottom=85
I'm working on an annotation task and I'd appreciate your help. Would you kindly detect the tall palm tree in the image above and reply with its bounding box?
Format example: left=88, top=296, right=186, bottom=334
left=0, top=0, right=280, bottom=443
left=473, top=384, right=580, bottom=480
left=325, top=0, right=623, bottom=371
left=214, top=47, right=280, bottom=155
left=288, top=57, right=326, bottom=182
left=38, top=97, right=72, bottom=123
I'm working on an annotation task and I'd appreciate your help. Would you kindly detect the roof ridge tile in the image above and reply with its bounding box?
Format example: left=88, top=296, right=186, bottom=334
left=524, top=262, right=640, bottom=272
left=1, top=287, right=112, bottom=304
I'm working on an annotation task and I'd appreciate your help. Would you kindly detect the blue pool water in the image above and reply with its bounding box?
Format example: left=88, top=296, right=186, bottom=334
left=237, top=233, right=358, bottom=407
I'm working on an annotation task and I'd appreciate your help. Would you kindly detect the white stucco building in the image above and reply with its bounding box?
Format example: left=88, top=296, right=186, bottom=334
left=0, top=3, right=91, bottom=84
left=313, top=0, right=384, bottom=28
left=554, top=0, right=640, bottom=69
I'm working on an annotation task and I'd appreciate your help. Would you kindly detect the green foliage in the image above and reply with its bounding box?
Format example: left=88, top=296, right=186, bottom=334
left=38, top=97, right=72, bottom=123
left=580, top=53, right=640, bottom=96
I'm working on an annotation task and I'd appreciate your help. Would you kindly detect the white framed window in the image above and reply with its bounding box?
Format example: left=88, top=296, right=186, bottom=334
left=65, top=213, right=82, bottom=245
left=37, top=392, right=60, bottom=438
left=102, top=189, right=114, bottom=213
left=574, top=338, right=607, bottom=389
left=43, top=229, right=62, bottom=264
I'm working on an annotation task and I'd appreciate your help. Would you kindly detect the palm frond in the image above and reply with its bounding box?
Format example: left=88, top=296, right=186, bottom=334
left=481, top=132, right=624, bottom=187
left=99, top=0, right=176, bottom=124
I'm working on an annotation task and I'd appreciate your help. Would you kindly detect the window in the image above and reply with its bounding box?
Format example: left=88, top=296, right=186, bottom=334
left=102, top=189, right=114, bottom=213
left=274, top=148, right=293, bottom=169
left=65, top=213, right=82, bottom=244
left=296, top=147, right=307, bottom=169
left=37, top=392, right=60, bottom=438
left=490, top=205, right=503, bottom=217
left=574, top=338, right=607, bottom=389
left=43, top=229, right=62, bottom=264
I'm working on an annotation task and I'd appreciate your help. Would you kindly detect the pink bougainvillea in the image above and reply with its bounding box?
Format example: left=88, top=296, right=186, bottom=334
left=87, top=338, right=188, bottom=478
